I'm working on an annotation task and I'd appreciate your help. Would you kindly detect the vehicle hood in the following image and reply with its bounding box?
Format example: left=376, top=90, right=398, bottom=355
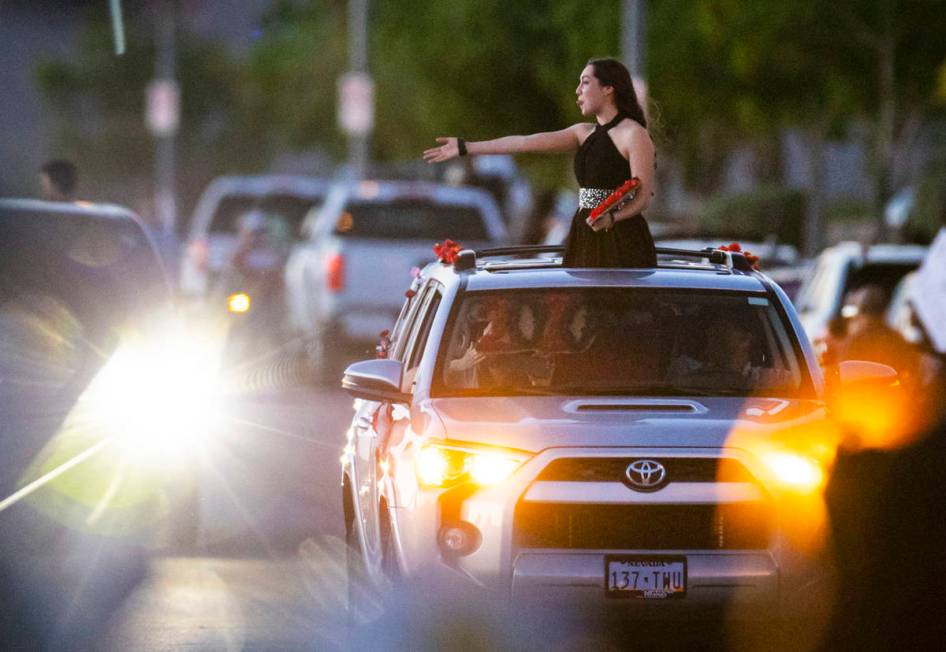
left=427, top=396, right=827, bottom=451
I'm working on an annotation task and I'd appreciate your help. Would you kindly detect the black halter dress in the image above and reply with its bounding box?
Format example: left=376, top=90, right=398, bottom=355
left=562, top=113, right=657, bottom=268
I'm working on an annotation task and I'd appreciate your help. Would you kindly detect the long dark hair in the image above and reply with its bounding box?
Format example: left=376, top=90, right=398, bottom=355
left=587, top=57, right=647, bottom=129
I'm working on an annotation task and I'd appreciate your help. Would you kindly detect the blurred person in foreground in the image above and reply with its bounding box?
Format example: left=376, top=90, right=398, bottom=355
left=39, top=158, right=78, bottom=202
left=424, top=57, right=657, bottom=268
left=821, top=241, right=946, bottom=650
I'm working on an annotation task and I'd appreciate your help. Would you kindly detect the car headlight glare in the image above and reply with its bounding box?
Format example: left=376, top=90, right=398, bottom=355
left=415, top=443, right=529, bottom=488
left=763, top=451, right=824, bottom=491
left=83, top=323, right=224, bottom=465
left=227, top=292, right=251, bottom=313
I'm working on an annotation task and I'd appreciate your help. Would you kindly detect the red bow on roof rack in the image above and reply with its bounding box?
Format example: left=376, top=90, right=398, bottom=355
left=718, top=242, right=761, bottom=270
left=433, top=239, right=462, bottom=264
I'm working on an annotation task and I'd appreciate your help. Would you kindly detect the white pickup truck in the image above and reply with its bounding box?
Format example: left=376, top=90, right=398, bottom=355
left=284, top=179, right=508, bottom=379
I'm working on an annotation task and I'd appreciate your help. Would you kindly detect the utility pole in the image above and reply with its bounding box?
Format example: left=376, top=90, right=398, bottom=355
left=340, top=0, right=373, bottom=179
left=147, top=0, right=179, bottom=257
left=623, top=0, right=647, bottom=111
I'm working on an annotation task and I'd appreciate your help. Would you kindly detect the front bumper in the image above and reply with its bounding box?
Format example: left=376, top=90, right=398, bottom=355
left=512, top=551, right=777, bottom=616
left=396, top=447, right=823, bottom=616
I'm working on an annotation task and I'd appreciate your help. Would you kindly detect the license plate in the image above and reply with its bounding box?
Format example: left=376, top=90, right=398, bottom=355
left=605, top=556, right=687, bottom=599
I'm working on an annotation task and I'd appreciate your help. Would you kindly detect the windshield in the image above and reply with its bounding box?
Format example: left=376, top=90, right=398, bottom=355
left=433, top=288, right=808, bottom=398
left=334, top=200, right=488, bottom=240
left=208, top=194, right=323, bottom=240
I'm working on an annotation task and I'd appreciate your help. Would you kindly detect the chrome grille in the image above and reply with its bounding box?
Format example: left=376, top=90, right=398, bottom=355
left=535, top=457, right=756, bottom=483
left=514, top=502, right=772, bottom=550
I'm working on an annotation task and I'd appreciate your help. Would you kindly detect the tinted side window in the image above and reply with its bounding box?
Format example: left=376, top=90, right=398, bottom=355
left=391, top=284, right=433, bottom=362
left=402, top=291, right=442, bottom=388
left=334, top=201, right=487, bottom=240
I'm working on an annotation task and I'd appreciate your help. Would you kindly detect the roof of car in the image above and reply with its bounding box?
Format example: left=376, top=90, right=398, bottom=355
left=425, top=246, right=770, bottom=293
left=201, top=174, right=330, bottom=197
left=329, top=178, right=501, bottom=206
left=461, top=265, right=768, bottom=292
left=0, top=198, right=142, bottom=222
left=823, top=241, right=927, bottom=263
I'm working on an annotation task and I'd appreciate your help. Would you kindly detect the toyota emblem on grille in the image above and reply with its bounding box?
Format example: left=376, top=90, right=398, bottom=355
left=625, top=460, right=667, bottom=491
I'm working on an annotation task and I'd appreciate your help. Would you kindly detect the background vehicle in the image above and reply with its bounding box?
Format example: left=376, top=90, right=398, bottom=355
left=214, top=209, right=294, bottom=366
left=0, top=199, right=210, bottom=647
left=339, top=244, right=867, bottom=634
left=285, top=179, right=507, bottom=380
left=794, top=241, right=927, bottom=345
left=657, top=237, right=810, bottom=301
left=885, top=271, right=922, bottom=344
left=179, top=174, right=329, bottom=298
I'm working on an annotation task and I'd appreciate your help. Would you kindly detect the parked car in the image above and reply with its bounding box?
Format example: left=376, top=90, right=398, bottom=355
left=339, top=243, right=884, bottom=635
left=885, top=271, right=922, bottom=344
left=0, top=199, right=216, bottom=647
left=657, top=238, right=811, bottom=302
left=179, top=174, right=329, bottom=297
left=284, top=180, right=507, bottom=379
left=794, top=241, right=927, bottom=347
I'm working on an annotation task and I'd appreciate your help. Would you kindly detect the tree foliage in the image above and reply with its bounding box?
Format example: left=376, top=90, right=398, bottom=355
left=35, top=5, right=252, bottom=217
left=36, top=0, right=946, bottom=213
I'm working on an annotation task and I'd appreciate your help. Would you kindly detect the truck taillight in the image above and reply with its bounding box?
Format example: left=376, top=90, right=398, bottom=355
left=326, top=253, right=345, bottom=292
left=188, top=239, right=208, bottom=271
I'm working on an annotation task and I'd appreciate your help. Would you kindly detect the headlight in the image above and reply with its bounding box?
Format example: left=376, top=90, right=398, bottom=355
left=227, top=292, right=251, bottom=313
left=83, top=323, right=223, bottom=466
left=415, top=442, right=530, bottom=488
left=761, top=451, right=825, bottom=492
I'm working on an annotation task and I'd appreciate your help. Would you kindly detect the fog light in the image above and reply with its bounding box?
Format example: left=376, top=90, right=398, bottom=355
left=438, top=522, right=481, bottom=557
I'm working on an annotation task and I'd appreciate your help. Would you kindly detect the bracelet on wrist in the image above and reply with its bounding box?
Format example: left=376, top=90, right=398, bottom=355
left=457, top=138, right=468, bottom=156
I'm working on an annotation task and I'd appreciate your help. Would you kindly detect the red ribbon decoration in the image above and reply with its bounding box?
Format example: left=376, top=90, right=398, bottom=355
left=718, top=242, right=761, bottom=270
left=588, top=177, right=641, bottom=222
left=433, top=239, right=462, bottom=264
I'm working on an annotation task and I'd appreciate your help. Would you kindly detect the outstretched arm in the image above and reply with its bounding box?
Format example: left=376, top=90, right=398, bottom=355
left=423, top=124, right=591, bottom=163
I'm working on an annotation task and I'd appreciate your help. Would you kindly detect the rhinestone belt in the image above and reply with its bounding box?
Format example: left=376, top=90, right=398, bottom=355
left=578, top=187, right=614, bottom=209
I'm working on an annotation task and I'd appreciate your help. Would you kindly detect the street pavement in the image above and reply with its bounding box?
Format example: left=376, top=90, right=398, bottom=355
left=86, top=371, right=782, bottom=651
left=98, top=383, right=356, bottom=651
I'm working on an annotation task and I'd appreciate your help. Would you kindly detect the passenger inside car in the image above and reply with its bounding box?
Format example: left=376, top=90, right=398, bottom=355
left=445, top=298, right=539, bottom=388
left=439, top=290, right=802, bottom=397
left=668, top=316, right=793, bottom=390
left=550, top=302, right=660, bottom=388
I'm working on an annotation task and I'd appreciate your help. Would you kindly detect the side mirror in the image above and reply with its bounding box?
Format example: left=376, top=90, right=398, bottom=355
left=827, top=360, right=907, bottom=449
left=835, top=359, right=899, bottom=390
left=341, top=358, right=411, bottom=404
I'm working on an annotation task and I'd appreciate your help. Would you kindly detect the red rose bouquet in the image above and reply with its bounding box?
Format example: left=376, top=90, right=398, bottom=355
left=433, top=239, right=462, bottom=264
left=718, top=242, right=761, bottom=270
left=588, top=177, right=641, bottom=223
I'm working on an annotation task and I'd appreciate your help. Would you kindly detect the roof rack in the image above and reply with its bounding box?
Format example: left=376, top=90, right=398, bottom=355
left=454, top=244, right=754, bottom=272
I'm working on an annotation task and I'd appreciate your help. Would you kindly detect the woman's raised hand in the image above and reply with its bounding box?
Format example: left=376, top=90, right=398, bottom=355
left=423, top=137, right=460, bottom=163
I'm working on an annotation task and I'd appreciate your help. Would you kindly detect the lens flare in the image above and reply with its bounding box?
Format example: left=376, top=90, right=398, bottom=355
left=415, top=443, right=528, bottom=488
left=83, top=324, right=223, bottom=467
left=416, top=446, right=451, bottom=487
left=762, top=451, right=825, bottom=491
left=227, top=292, right=251, bottom=313
left=467, top=453, right=520, bottom=485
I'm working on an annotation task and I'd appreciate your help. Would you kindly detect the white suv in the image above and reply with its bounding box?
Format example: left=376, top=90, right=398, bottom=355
left=340, top=245, right=860, bottom=631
